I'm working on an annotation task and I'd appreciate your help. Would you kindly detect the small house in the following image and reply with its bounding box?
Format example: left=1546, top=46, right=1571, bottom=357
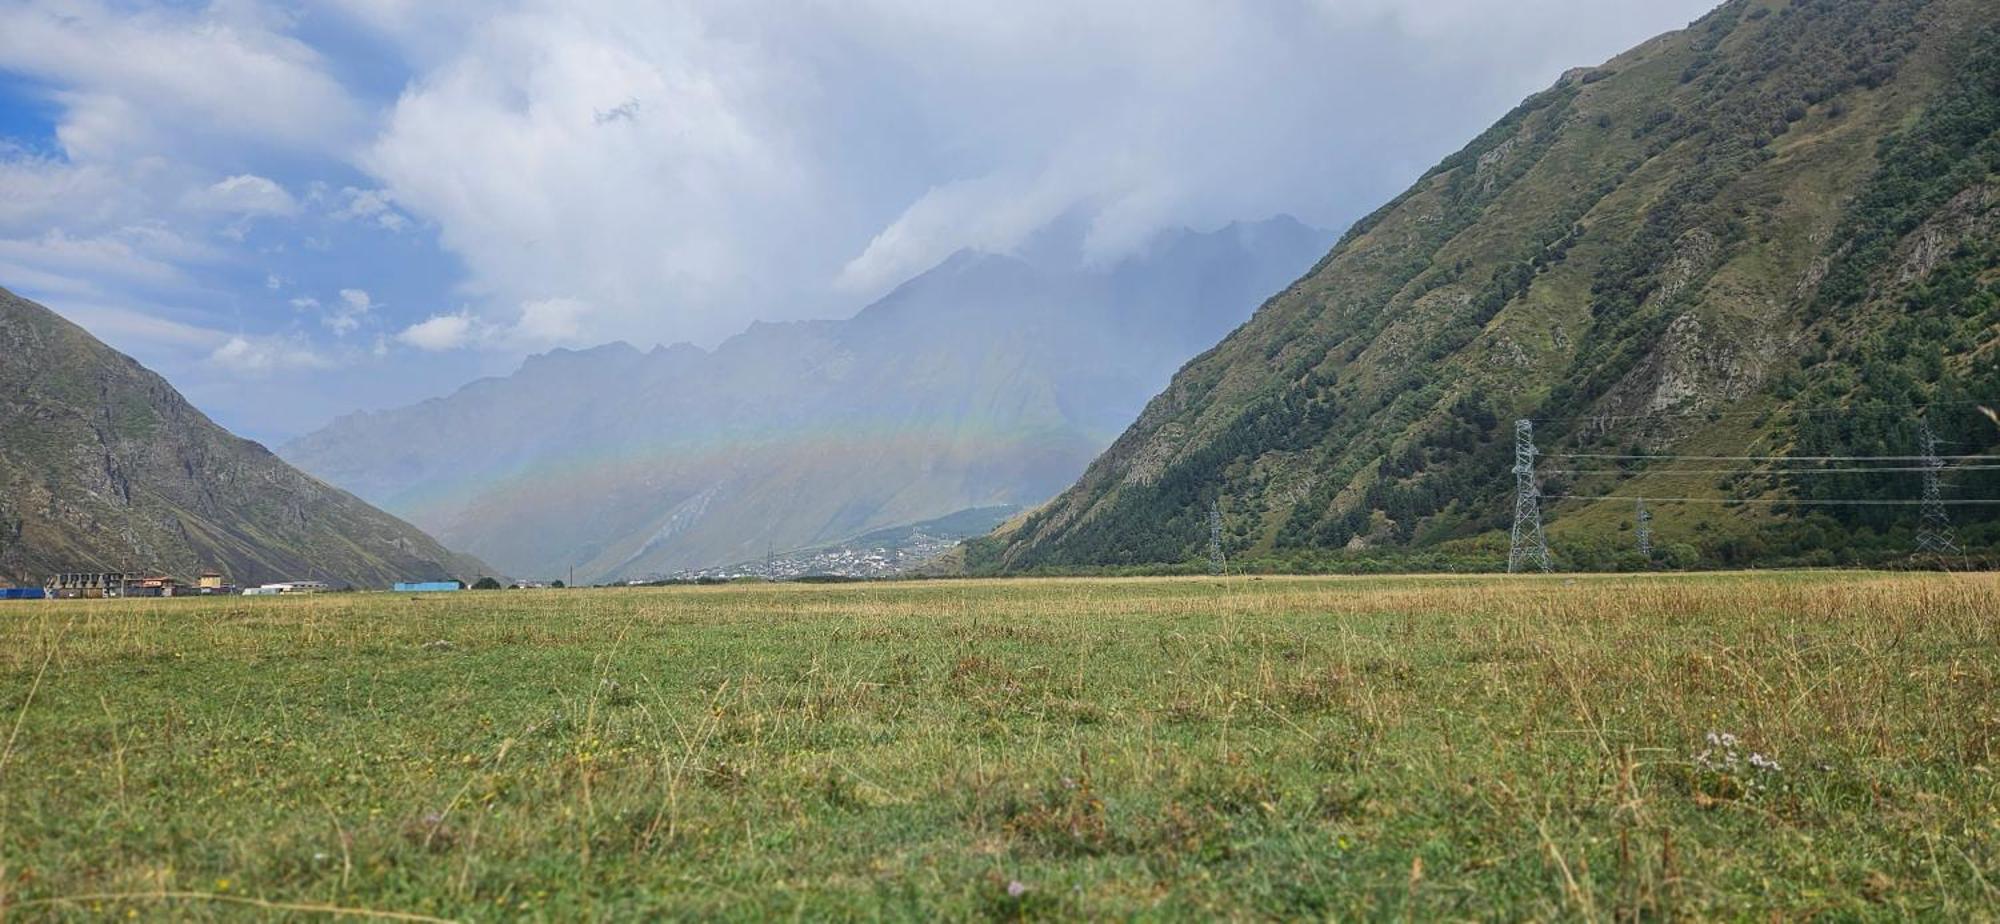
left=126, top=575, right=182, bottom=598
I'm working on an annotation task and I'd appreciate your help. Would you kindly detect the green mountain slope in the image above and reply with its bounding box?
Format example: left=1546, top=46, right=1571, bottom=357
left=0, top=288, right=489, bottom=587
left=980, top=0, right=2000, bottom=573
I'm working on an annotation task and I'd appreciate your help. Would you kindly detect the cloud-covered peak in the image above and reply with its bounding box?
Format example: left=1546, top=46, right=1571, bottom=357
left=0, top=0, right=1720, bottom=441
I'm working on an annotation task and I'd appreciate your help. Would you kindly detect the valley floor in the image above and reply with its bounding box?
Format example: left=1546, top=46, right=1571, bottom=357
left=1, top=573, right=1996, bottom=919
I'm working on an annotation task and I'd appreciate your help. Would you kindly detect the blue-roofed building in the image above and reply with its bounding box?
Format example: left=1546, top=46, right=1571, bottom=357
left=395, top=581, right=462, bottom=593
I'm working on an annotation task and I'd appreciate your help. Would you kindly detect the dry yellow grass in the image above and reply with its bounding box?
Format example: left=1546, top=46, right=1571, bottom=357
left=1, top=571, right=1996, bottom=919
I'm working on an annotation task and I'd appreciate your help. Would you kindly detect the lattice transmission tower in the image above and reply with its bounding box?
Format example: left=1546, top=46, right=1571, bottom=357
left=1914, top=421, right=1961, bottom=557
left=1208, top=500, right=1226, bottom=576
left=1635, top=497, right=1653, bottom=558
left=1508, top=419, right=1553, bottom=573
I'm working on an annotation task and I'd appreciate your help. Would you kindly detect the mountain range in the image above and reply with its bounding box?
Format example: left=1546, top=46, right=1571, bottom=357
left=0, top=287, right=487, bottom=588
left=280, top=217, right=1332, bottom=581
left=978, top=0, right=2000, bottom=572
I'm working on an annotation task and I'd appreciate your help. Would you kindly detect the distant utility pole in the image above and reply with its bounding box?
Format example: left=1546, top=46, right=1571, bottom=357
left=765, top=542, right=776, bottom=578
left=1208, top=500, right=1226, bottom=576
left=1915, top=421, right=1961, bottom=558
left=1635, top=497, right=1653, bottom=558
left=1508, top=419, right=1553, bottom=574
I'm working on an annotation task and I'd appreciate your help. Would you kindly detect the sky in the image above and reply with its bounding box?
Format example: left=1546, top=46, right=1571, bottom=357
left=0, top=0, right=1719, bottom=444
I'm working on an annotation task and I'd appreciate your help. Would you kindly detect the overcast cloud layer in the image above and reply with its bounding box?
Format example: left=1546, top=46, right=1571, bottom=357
left=0, top=0, right=1717, bottom=441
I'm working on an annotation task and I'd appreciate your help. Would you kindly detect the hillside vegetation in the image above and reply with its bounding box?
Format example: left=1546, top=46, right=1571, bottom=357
left=0, top=573, right=1993, bottom=918
left=979, top=0, right=2000, bottom=573
left=0, top=288, right=486, bottom=587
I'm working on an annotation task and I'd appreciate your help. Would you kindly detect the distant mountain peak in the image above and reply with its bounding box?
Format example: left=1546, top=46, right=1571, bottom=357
left=281, top=213, right=1334, bottom=581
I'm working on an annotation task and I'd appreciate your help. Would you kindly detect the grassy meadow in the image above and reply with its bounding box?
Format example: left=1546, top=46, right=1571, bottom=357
left=1, top=572, right=1996, bottom=920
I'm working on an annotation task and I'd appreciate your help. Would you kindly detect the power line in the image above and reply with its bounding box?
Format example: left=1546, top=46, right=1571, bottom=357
left=1526, top=398, right=2000, bottom=424
left=1547, top=495, right=2000, bottom=506
left=1546, top=465, right=2000, bottom=476
left=1544, top=453, right=1998, bottom=463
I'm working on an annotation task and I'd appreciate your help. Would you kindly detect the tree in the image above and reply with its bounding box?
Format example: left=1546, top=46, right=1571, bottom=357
left=472, top=576, right=502, bottom=590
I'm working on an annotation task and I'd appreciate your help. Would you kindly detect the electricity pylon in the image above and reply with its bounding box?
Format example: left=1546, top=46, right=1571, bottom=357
left=1508, top=420, right=1553, bottom=573
left=1635, top=497, right=1653, bottom=558
left=1914, top=421, right=1960, bottom=558
left=1208, top=500, right=1226, bottom=576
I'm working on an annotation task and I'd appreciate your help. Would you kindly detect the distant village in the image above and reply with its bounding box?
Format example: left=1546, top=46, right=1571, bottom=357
left=0, top=528, right=968, bottom=599
left=0, top=571, right=562, bottom=600
left=659, top=530, right=962, bottom=583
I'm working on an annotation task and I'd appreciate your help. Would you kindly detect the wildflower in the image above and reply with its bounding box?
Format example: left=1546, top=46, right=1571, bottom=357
left=1007, top=880, right=1028, bottom=898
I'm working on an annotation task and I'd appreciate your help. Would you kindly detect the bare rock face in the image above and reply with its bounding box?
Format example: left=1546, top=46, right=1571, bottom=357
left=1650, top=228, right=1722, bottom=308
left=0, top=288, right=487, bottom=587
left=1640, top=312, right=1769, bottom=417
left=1896, top=185, right=1995, bottom=285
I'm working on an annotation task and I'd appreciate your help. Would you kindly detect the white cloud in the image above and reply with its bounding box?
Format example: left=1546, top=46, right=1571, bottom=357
left=0, top=0, right=1724, bottom=428
left=354, top=0, right=1717, bottom=348
left=62, top=301, right=230, bottom=350
left=396, top=312, right=476, bottom=351
left=322, top=287, right=373, bottom=335
left=509, top=297, right=590, bottom=345
left=329, top=187, right=412, bottom=232
left=0, top=150, right=131, bottom=230
left=0, top=1, right=361, bottom=162
left=0, top=228, right=201, bottom=288
left=386, top=297, right=588, bottom=352
left=186, top=174, right=299, bottom=217
left=208, top=334, right=333, bottom=375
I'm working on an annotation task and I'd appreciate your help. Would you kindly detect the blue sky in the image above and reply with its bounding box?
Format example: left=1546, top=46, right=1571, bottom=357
left=0, top=0, right=1718, bottom=444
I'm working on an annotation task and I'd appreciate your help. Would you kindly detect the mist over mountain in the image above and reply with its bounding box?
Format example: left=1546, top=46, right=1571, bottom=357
left=980, top=0, right=2000, bottom=573
left=282, top=217, right=1331, bottom=581
left=0, top=288, right=487, bottom=588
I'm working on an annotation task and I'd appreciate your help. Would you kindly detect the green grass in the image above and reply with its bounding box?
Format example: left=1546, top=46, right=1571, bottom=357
left=2, top=572, right=1997, bottom=920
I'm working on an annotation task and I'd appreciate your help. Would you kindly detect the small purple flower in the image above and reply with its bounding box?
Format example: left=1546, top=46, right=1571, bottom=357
left=1007, top=880, right=1028, bottom=898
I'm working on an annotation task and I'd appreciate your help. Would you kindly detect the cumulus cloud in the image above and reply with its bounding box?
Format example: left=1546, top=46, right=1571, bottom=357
left=391, top=297, right=591, bottom=352
left=0, top=0, right=1722, bottom=436
left=352, top=0, right=1717, bottom=348
left=324, top=288, right=374, bottom=335
left=0, top=0, right=361, bottom=161
left=396, top=312, right=476, bottom=351
left=186, top=174, right=299, bottom=217
left=510, top=297, right=590, bottom=346
left=328, top=187, right=412, bottom=232
left=208, top=333, right=333, bottom=375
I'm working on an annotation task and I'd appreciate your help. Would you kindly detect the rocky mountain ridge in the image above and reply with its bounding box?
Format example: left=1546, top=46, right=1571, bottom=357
left=0, top=287, right=488, bottom=587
